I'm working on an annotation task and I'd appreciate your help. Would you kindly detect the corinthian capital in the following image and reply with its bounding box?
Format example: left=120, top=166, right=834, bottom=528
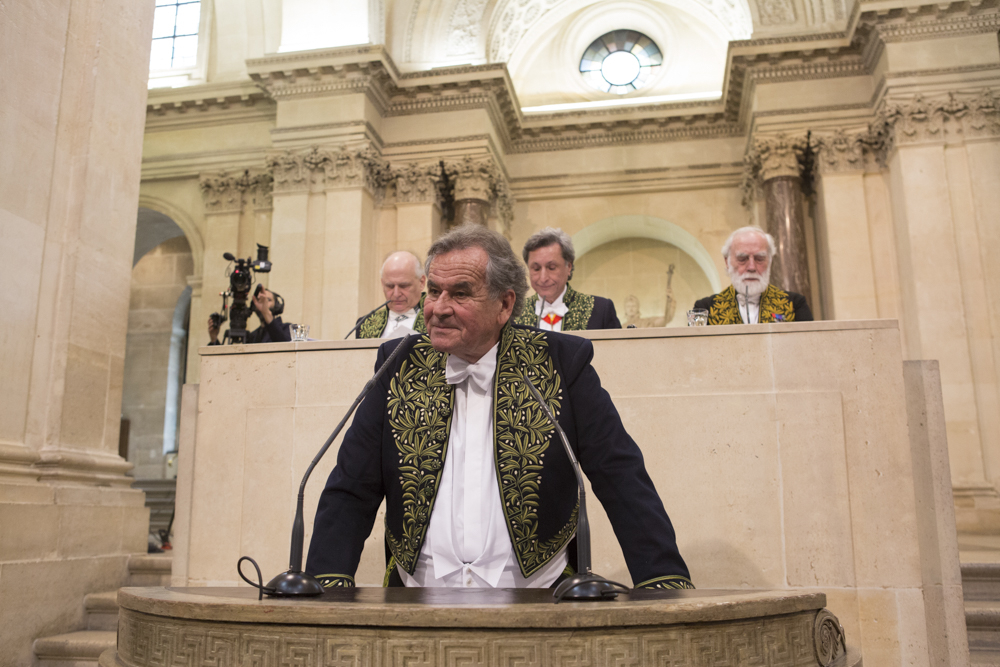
left=875, top=89, right=1000, bottom=152
left=199, top=169, right=272, bottom=214
left=266, top=145, right=392, bottom=195
left=443, top=156, right=513, bottom=235
left=814, top=129, right=871, bottom=174
left=392, top=162, right=442, bottom=205
left=751, top=133, right=807, bottom=181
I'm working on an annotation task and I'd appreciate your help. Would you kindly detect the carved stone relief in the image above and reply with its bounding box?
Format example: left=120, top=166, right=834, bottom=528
left=448, top=0, right=489, bottom=56
left=199, top=170, right=273, bottom=214
left=742, top=133, right=807, bottom=206
left=392, top=162, right=443, bottom=205
left=265, top=145, right=392, bottom=196
left=875, top=89, right=1000, bottom=153
left=442, top=156, right=513, bottom=235
left=756, top=0, right=797, bottom=25
left=116, top=606, right=841, bottom=667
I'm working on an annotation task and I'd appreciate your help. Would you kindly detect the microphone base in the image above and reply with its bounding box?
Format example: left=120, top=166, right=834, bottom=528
left=553, top=573, right=628, bottom=602
left=265, top=570, right=325, bottom=597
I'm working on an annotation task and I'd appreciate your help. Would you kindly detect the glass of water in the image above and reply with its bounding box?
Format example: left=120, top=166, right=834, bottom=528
left=292, top=324, right=310, bottom=341
left=687, top=309, right=708, bottom=327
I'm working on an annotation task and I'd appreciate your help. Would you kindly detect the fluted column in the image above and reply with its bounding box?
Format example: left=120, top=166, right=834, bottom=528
left=747, top=134, right=811, bottom=298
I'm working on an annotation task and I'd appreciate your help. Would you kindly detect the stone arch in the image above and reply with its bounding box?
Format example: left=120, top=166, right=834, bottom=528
left=572, top=215, right=723, bottom=293
left=138, top=194, right=204, bottom=279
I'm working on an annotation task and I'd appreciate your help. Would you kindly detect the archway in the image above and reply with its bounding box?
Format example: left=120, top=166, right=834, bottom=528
left=570, top=215, right=722, bottom=327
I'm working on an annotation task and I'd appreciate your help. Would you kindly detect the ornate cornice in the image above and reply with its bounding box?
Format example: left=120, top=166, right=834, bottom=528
left=857, top=0, right=1000, bottom=42
left=199, top=169, right=273, bottom=214
left=265, top=144, right=392, bottom=195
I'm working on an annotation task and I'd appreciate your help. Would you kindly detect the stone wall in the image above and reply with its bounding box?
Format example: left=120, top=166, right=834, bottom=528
left=123, top=237, right=194, bottom=480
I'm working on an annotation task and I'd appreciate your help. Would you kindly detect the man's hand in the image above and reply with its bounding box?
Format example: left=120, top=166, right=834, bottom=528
left=253, top=288, right=275, bottom=325
left=207, top=316, right=220, bottom=343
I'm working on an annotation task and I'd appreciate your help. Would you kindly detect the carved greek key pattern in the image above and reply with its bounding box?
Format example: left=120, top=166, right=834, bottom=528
left=116, top=607, right=831, bottom=666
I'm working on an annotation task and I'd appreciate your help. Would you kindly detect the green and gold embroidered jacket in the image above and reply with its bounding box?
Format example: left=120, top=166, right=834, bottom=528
left=514, top=284, right=622, bottom=331
left=355, top=294, right=427, bottom=339
left=305, top=324, right=692, bottom=591
left=693, top=284, right=813, bottom=325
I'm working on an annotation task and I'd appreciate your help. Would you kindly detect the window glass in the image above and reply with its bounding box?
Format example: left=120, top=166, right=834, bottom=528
left=149, top=0, right=201, bottom=71
left=579, top=30, right=662, bottom=95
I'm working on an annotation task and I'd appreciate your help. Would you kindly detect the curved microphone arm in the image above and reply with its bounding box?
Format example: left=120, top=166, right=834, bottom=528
left=256, top=336, right=411, bottom=597
left=518, top=372, right=629, bottom=602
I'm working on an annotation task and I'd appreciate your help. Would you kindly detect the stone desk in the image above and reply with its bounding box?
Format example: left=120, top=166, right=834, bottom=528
left=104, top=586, right=856, bottom=667
left=175, top=321, right=967, bottom=666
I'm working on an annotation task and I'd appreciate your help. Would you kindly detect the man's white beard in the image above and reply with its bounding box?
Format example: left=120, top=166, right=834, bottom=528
left=728, top=262, right=771, bottom=300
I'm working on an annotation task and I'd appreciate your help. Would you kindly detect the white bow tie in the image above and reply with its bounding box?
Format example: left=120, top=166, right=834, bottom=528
left=445, top=355, right=496, bottom=392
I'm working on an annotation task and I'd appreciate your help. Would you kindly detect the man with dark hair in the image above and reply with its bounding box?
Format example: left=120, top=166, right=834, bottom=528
left=693, top=226, right=813, bottom=324
left=306, top=224, right=691, bottom=590
left=207, top=286, right=294, bottom=344
left=515, top=227, right=621, bottom=330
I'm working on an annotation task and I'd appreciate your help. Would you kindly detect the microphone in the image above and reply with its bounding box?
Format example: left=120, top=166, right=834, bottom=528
left=745, top=285, right=751, bottom=324
left=518, top=372, right=629, bottom=602
left=238, top=336, right=411, bottom=597
left=343, top=300, right=391, bottom=339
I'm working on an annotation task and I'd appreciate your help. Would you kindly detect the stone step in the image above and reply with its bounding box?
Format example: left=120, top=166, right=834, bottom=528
left=965, top=563, right=1000, bottom=602
left=33, top=630, right=117, bottom=667
left=967, top=601, right=1000, bottom=652
left=128, top=552, right=172, bottom=586
left=84, top=591, right=119, bottom=631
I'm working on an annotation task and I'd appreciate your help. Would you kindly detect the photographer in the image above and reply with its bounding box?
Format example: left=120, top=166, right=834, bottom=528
left=208, top=286, right=295, bottom=345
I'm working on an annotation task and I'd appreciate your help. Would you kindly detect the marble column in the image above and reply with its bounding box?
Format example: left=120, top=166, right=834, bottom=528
left=751, top=135, right=812, bottom=298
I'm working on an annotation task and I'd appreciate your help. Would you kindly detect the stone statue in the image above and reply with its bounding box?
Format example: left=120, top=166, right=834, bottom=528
left=623, top=265, right=677, bottom=328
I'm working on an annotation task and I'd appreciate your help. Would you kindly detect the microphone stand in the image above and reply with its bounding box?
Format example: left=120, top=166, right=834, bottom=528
left=343, top=300, right=391, bottom=340
left=259, top=337, right=411, bottom=596
left=519, top=372, right=629, bottom=602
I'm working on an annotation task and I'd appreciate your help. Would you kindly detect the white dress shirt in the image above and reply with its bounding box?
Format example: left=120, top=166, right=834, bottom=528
left=398, top=342, right=568, bottom=588
left=381, top=307, right=418, bottom=338
left=535, top=285, right=569, bottom=332
left=736, top=291, right=761, bottom=324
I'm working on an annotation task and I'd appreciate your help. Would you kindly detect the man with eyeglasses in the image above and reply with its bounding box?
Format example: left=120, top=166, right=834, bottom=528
left=693, top=226, right=813, bottom=325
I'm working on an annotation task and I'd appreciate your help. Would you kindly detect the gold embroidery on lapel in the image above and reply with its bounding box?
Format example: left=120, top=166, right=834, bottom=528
left=561, top=285, right=594, bottom=331
left=384, top=337, right=454, bottom=574
left=412, top=294, right=427, bottom=333
left=358, top=307, right=389, bottom=338
left=514, top=295, right=540, bottom=328
left=495, top=325, right=577, bottom=577
left=759, top=284, right=796, bottom=323
left=513, top=285, right=594, bottom=331
left=708, top=286, right=740, bottom=325
left=708, top=285, right=795, bottom=324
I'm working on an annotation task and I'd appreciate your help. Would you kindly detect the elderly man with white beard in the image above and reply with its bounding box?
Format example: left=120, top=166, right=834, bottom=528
left=693, top=226, right=813, bottom=325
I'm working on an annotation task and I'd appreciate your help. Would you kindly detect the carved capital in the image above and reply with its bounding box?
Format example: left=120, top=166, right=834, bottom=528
left=875, top=89, right=1000, bottom=153
left=199, top=169, right=273, bottom=214
left=443, top=156, right=513, bottom=235
left=392, top=162, right=442, bottom=205
left=741, top=133, right=807, bottom=207
left=266, top=145, right=392, bottom=196
left=813, top=129, right=882, bottom=174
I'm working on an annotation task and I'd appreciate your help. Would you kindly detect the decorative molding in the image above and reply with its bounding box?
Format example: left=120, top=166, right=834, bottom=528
left=758, top=0, right=798, bottom=25
left=814, top=129, right=874, bottom=172
left=858, top=1, right=1000, bottom=43
left=116, top=606, right=840, bottom=667
left=742, top=132, right=808, bottom=206
left=443, top=156, right=514, bottom=234
left=265, top=145, right=392, bottom=196
left=392, top=162, right=443, bottom=204
left=199, top=170, right=273, bottom=214
left=875, top=89, right=1000, bottom=155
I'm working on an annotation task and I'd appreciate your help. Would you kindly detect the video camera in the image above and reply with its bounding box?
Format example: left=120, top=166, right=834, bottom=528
left=211, top=244, right=280, bottom=344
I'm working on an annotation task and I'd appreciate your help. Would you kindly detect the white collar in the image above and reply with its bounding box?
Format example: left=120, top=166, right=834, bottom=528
left=535, top=284, right=568, bottom=315
left=390, top=307, right=417, bottom=320
left=445, top=343, right=499, bottom=391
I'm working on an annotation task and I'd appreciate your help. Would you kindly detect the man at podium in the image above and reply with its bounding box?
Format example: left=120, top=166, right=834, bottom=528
left=306, top=225, right=692, bottom=590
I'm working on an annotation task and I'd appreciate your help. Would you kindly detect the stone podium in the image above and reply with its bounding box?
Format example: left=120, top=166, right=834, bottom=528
left=171, top=321, right=967, bottom=666
left=104, top=587, right=855, bottom=667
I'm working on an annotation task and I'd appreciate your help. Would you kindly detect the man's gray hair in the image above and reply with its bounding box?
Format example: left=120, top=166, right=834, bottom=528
left=721, top=226, right=777, bottom=260
left=522, top=227, right=575, bottom=267
left=425, top=225, right=528, bottom=319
